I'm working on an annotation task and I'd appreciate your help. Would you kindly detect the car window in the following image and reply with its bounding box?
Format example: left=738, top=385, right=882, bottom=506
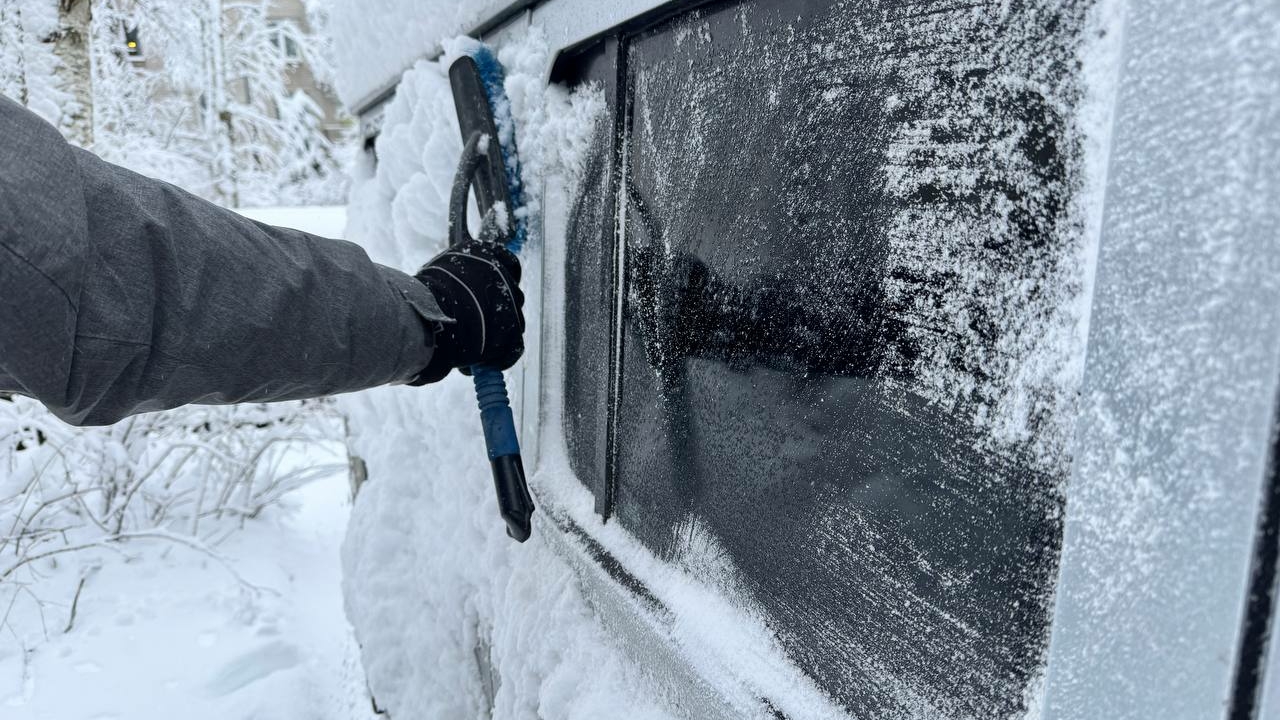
left=559, top=0, right=1091, bottom=714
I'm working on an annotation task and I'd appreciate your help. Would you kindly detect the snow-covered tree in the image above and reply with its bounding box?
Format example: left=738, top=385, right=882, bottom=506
left=86, top=0, right=216, bottom=193
left=74, top=0, right=349, bottom=205
left=0, top=0, right=72, bottom=127
left=217, top=0, right=349, bottom=206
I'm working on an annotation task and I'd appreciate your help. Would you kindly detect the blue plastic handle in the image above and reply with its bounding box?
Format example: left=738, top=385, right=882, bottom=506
left=471, top=366, right=534, bottom=541
left=472, top=366, right=520, bottom=458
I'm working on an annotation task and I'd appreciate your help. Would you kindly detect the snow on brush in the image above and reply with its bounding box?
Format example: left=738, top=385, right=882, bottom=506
left=338, top=30, right=676, bottom=719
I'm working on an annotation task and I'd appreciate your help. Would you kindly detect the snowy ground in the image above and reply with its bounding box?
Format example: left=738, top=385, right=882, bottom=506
left=0, top=441, right=376, bottom=720
left=0, top=444, right=376, bottom=720
left=0, top=207, right=376, bottom=720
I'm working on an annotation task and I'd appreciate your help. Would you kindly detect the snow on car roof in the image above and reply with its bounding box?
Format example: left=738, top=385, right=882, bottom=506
left=330, top=0, right=516, bottom=110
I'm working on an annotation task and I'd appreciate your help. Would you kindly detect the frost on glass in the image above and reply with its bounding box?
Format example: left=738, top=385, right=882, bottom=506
left=562, top=0, right=1098, bottom=716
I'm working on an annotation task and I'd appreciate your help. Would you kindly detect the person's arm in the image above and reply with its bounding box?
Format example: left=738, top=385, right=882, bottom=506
left=0, top=95, right=445, bottom=426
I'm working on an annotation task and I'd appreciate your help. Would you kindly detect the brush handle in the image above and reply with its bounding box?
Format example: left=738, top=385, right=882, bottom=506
left=471, top=365, right=534, bottom=542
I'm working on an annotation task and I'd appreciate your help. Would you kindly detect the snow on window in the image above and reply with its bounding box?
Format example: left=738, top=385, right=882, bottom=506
left=559, top=0, right=1102, bottom=715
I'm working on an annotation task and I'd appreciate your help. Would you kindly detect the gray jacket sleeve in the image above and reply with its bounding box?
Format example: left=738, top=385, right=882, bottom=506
left=0, top=95, right=446, bottom=426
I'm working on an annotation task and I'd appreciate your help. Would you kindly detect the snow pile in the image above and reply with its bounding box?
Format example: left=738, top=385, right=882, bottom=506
left=338, top=31, right=676, bottom=719
left=328, top=0, right=511, bottom=109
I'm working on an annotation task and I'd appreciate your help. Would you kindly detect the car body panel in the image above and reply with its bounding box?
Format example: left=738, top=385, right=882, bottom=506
left=1040, top=1, right=1280, bottom=717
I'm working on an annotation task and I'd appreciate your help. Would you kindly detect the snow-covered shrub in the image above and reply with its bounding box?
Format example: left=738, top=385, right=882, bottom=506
left=0, top=397, right=344, bottom=642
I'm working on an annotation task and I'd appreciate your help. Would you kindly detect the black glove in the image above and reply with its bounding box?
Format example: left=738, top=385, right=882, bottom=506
left=412, top=240, right=525, bottom=384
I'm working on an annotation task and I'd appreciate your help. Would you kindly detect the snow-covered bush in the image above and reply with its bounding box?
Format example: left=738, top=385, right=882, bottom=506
left=0, top=397, right=344, bottom=643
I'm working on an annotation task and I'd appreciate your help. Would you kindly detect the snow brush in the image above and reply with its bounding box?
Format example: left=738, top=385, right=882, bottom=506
left=447, top=44, right=535, bottom=542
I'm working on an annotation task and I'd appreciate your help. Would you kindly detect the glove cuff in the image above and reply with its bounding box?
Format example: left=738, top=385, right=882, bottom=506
left=410, top=273, right=464, bottom=385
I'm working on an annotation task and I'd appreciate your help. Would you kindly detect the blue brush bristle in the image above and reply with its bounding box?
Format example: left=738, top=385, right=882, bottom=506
left=465, top=44, right=527, bottom=255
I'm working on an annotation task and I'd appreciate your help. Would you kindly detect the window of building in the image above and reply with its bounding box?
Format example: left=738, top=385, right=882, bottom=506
left=269, top=21, right=301, bottom=62
left=124, top=25, right=142, bottom=59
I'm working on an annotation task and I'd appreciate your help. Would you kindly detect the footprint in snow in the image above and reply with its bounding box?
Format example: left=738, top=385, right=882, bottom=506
left=205, top=641, right=300, bottom=697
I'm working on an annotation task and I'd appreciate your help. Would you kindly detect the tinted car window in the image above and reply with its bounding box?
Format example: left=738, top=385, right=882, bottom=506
left=561, top=0, right=1091, bottom=715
